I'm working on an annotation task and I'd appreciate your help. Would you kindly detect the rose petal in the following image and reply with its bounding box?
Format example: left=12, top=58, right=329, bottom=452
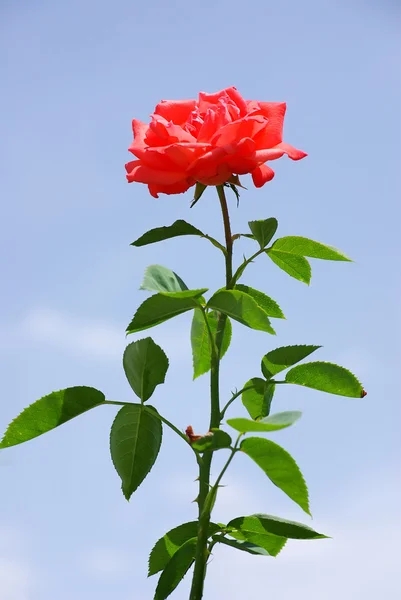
left=187, top=147, right=227, bottom=179
left=198, top=89, right=230, bottom=112
left=163, top=143, right=209, bottom=168
left=252, top=103, right=287, bottom=148
left=225, top=87, right=248, bottom=116
left=252, top=164, right=275, bottom=187
left=211, top=115, right=267, bottom=147
left=125, top=160, right=187, bottom=185
left=274, top=142, right=308, bottom=160
left=128, top=120, right=149, bottom=155
left=195, top=163, right=233, bottom=186
left=129, top=147, right=178, bottom=170
left=254, top=148, right=286, bottom=162
left=223, top=155, right=258, bottom=174
left=148, top=179, right=195, bottom=198
left=154, top=99, right=197, bottom=125
left=197, top=103, right=234, bottom=143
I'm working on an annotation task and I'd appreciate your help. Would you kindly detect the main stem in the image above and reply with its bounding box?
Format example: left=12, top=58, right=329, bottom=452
left=189, top=185, right=233, bottom=600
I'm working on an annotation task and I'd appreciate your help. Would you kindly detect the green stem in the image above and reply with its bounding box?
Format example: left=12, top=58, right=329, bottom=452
left=231, top=246, right=265, bottom=286
left=219, top=384, right=257, bottom=420
left=217, top=185, right=233, bottom=287
left=213, top=434, right=241, bottom=489
left=189, top=185, right=233, bottom=600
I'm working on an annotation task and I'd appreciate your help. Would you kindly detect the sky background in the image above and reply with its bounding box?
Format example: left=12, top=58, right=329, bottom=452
left=1, top=0, right=400, bottom=598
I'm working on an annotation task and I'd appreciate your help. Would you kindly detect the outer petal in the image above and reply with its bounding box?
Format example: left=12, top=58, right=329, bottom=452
left=252, top=164, right=275, bottom=187
left=125, top=160, right=187, bottom=185
left=195, top=163, right=233, bottom=186
left=223, top=155, right=258, bottom=174
left=148, top=179, right=195, bottom=198
left=128, top=120, right=149, bottom=155
left=252, top=103, right=287, bottom=148
left=129, top=147, right=178, bottom=170
left=154, top=99, right=196, bottom=125
left=274, top=142, right=308, bottom=160
left=254, top=148, right=286, bottom=162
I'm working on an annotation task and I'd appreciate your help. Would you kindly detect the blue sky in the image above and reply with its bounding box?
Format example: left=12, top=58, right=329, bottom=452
left=1, top=0, right=400, bottom=598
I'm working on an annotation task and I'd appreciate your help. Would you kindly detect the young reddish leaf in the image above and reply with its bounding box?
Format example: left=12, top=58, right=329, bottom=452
left=191, top=428, right=232, bottom=452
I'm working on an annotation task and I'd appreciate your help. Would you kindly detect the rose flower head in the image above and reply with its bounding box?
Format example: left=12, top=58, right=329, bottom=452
left=126, top=86, right=307, bottom=198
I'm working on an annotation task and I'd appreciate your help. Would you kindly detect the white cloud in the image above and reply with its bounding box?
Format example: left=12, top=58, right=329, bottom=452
left=21, top=308, right=124, bottom=359
left=160, top=467, right=401, bottom=599
left=0, top=307, right=190, bottom=361
left=0, top=527, right=36, bottom=600
left=0, top=559, right=35, bottom=600
left=204, top=468, right=401, bottom=600
left=79, top=547, right=133, bottom=577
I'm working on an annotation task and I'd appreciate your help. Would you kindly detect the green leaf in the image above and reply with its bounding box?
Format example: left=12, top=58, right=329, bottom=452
left=140, top=265, right=188, bottom=293
left=267, top=250, right=311, bottom=284
left=241, top=437, right=310, bottom=515
left=149, top=521, right=221, bottom=576
left=235, top=284, right=285, bottom=319
left=285, top=361, right=364, bottom=397
left=109, top=404, right=162, bottom=500
left=227, top=411, right=302, bottom=433
left=261, top=345, right=321, bottom=378
left=242, top=378, right=275, bottom=420
left=0, top=387, right=105, bottom=449
left=154, top=538, right=196, bottom=600
left=123, top=338, right=168, bottom=402
left=191, top=428, right=232, bottom=452
left=191, top=182, right=207, bottom=207
left=190, top=309, right=232, bottom=379
left=272, top=236, right=351, bottom=261
left=126, top=291, right=206, bottom=334
left=228, top=514, right=327, bottom=540
left=248, top=218, right=278, bottom=249
left=227, top=530, right=287, bottom=556
left=131, top=220, right=204, bottom=247
left=212, top=535, right=271, bottom=556
left=207, top=290, right=276, bottom=334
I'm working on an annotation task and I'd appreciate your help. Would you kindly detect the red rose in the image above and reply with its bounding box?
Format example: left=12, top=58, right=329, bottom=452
left=126, top=86, right=306, bottom=198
